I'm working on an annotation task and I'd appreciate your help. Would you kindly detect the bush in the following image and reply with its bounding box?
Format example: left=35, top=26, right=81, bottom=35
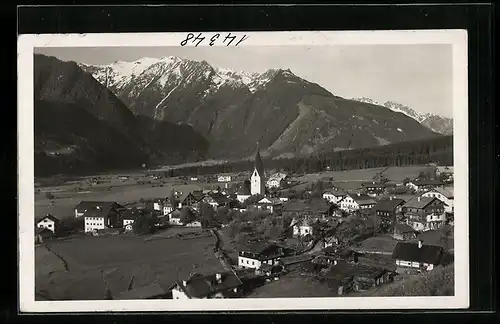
left=45, top=192, right=55, bottom=200
left=132, top=211, right=157, bottom=235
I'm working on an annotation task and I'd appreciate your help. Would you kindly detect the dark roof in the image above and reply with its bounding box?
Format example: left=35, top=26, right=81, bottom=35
left=75, top=201, right=120, bottom=211
left=240, top=242, right=280, bottom=255
left=394, top=223, right=417, bottom=233
left=392, top=242, right=443, bottom=265
left=280, top=254, right=314, bottom=266
left=192, top=191, right=206, bottom=201
left=329, top=261, right=388, bottom=279
left=323, top=188, right=346, bottom=196
left=374, top=198, right=406, bottom=212
left=254, top=147, right=265, bottom=177
left=115, top=282, right=167, bottom=299
left=121, top=208, right=141, bottom=220
left=181, top=271, right=243, bottom=298
left=403, top=196, right=442, bottom=209
left=208, top=192, right=229, bottom=204
left=38, top=214, right=60, bottom=223
left=348, top=193, right=377, bottom=205
left=237, top=181, right=252, bottom=195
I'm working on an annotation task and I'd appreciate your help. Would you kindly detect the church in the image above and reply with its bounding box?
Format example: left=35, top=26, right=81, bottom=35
left=250, top=145, right=266, bottom=196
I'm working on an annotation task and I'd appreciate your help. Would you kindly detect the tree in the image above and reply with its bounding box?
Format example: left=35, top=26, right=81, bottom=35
left=179, top=207, right=197, bottom=225
left=132, top=210, right=157, bottom=235
left=199, top=202, right=215, bottom=228
left=215, top=206, right=231, bottom=224
left=311, top=180, right=325, bottom=198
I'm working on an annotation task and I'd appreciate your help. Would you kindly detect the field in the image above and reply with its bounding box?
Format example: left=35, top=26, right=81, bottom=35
left=247, top=272, right=338, bottom=298
left=35, top=231, right=225, bottom=300
left=34, top=165, right=433, bottom=219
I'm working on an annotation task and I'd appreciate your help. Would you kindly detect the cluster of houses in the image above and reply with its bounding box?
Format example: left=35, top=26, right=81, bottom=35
left=35, top=145, right=455, bottom=298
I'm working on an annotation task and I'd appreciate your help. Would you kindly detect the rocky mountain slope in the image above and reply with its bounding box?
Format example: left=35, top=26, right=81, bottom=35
left=351, top=97, right=453, bottom=135
left=80, top=57, right=441, bottom=159
left=34, top=54, right=208, bottom=176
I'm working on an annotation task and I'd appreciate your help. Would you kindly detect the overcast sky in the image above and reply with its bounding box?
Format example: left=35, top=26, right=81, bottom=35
left=35, top=45, right=453, bottom=117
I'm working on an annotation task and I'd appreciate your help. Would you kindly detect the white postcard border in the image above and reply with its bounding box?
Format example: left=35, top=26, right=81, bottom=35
left=18, top=30, right=469, bottom=312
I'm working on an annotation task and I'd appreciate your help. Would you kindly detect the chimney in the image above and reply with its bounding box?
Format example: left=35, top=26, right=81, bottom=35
left=215, top=273, right=222, bottom=283
left=357, top=193, right=361, bottom=196
left=418, top=240, right=423, bottom=248
left=418, top=197, right=421, bottom=202
left=182, top=280, right=187, bottom=286
left=96, top=206, right=101, bottom=211
left=390, top=196, right=393, bottom=201
left=333, top=260, right=338, bottom=266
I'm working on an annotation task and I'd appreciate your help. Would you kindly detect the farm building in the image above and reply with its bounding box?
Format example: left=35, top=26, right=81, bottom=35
left=392, top=241, right=444, bottom=273
left=373, top=197, right=406, bottom=228
left=116, top=282, right=171, bottom=300
left=393, top=223, right=418, bottom=241
left=278, top=254, right=314, bottom=271
left=292, top=217, right=315, bottom=237
left=322, top=235, right=340, bottom=249
left=218, top=175, right=232, bottom=182
left=407, top=179, right=445, bottom=193
left=361, top=181, right=386, bottom=197
left=322, top=188, right=347, bottom=205
left=83, top=203, right=122, bottom=233
left=36, top=214, right=60, bottom=233
left=235, top=180, right=252, bottom=203
left=254, top=197, right=283, bottom=214
left=402, top=196, right=446, bottom=232
left=35, top=227, right=55, bottom=243
left=238, top=242, right=285, bottom=270
left=74, top=201, right=121, bottom=218
left=266, top=172, right=288, bottom=189
left=326, top=261, right=395, bottom=292
left=421, top=186, right=454, bottom=213
left=339, top=193, right=377, bottom=212
left=171, top=271, right=243, bottom=299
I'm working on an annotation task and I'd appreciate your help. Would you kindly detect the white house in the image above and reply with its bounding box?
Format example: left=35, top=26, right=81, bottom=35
left=36, top=214, right=59, bottom=233
left=292, top=218, right=314, bottom=237
left=322, top=189, right=346, bottom=204
left=74, top=201, right=120, bottom=218
left=266, top=172, right=287, bottom=189
left=218, top=175, right=232, bottom=182
left=84, top=215, right=107, bottom=233
left=168, top=210, right=183, bottom=226
left=185, top=220, right=202, bottom=227
left=250, top=146, right=265, bottom=196
left=171, top=272, right=243, bottom=299
left=254, top=197, right=283, bottom=214
left=163, top=204, right=174, bottom=216
left=153, top=200, right=163, bottom=212
left=392, top=241, right=444, bottom=272
left=422, top=186, right=454, bottom=213
left=339, top=193, right=376, bottom=212
left=238, top=243, right=285, bottom=270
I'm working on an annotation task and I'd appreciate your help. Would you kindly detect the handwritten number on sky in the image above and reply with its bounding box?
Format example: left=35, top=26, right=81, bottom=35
left=181, top=33, right=249, bottom=47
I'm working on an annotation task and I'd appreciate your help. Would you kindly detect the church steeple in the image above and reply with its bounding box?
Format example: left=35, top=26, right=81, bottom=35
left=254, top=142, right=264, bottom=177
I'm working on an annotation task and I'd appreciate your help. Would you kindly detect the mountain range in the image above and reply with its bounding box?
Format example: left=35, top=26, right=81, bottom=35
left=351, top=97, right=453, bottom=135
left=34, top=54, right=208, bottom=177
left=33, top=54, right=446, bottom=176
left=79, top=56, right=441, bottom=159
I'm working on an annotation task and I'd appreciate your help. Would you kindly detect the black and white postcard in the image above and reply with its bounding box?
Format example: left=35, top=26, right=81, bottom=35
left=18, top=30, right=469, bottom=312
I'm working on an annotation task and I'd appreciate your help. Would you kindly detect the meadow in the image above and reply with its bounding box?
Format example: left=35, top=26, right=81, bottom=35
left=35, top=231, right=225, bottom=300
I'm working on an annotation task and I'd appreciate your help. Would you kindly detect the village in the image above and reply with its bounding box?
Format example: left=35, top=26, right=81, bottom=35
left=35, top=148, right=455, bottom=300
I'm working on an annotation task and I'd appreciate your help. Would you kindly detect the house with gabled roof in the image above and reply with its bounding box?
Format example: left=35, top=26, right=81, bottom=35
left=74, top=201, right=121, bottom=218
left=407, top=179, right=445, bottom=193
left=36, top=214, right=60, bottom=233
left=238, top=242, right=285, bottom=270
left=82, top=202, right=122, bottom=234
left=392, top=240, right=444, bottom=272
left=393, top=223, right=418, bottom=241
left=171, top=271, right=243, bottom=299
left=361, top=181, right=387, bottom=197
left=373, top=197, right=406, bottom=228
left=402, top=196, right=446, bottom=232
left=422, top=186, right=454, bottom=213
left=254, top=197, right=283, bottom=214
left=322, top=188, right=347, bottom=205
left=339, top=193, right=377, bottom=213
